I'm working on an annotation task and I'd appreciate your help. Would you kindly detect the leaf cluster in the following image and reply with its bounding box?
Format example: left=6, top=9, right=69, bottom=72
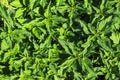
left=0, top=0, right=120, bottom=80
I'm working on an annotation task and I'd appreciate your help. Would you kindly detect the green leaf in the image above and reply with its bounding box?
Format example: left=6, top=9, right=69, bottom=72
left=44, top=2, right=51, bottom=18
left=79, top=20, right=90, bottom=34
left=97, top=37, right=113, bottom=52
left=40, top=0, right=47, bottom=8
left=32, top=27, right=41, bottom=39
left=22, top=0, right=29, bottom=6
left=13, top=43, right=20, bottom=54
left=82, top=57, right=96, bottom=79
left=3, top=51, right=12, bottom=62
left=97, top=16, right=112, bottom=32
left=110, top=31, right=120, bottom=44
left=1, top=39, right=9, bottom=50
left=58, top=39, right=71, bottom=54
left=29, top=0, right=36, bottom=9
left=56, top=0, right=66, bottom=6
left=100, top=0, right=105, bottom=11
left=10, top=0, right=23, bottom=8
left=15, top=8, right=26, bottom=18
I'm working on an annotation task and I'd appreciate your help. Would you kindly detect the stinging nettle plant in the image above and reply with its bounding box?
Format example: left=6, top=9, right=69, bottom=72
left=0, top=0, right=120, bottom=80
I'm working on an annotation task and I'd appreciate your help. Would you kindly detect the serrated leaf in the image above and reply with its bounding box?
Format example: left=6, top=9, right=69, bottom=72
left=44, top=2, right=51, bottom=18
left=110, top=32, right=120, bottom=44
left=15, top=8, right=26, bottom=18
left=3, top=51, right=12, bottom=62
left=10, top=0, right=22, bottom=8
left=32, top=27, right=41, bottom=39
left=98, top=16, right=112, bottom=31
left=1, top=39, right=9, bottom=50
left=79, top=20, right=90, bottom=34
left=58, top=39, right=71, bottom=54
left=13, top=43, right=20, bottom=54
left=97, top=38, right=112, bottom=52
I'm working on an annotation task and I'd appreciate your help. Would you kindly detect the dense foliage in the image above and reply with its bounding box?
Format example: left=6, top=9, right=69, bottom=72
left=0, top=0, right=120, bottom=80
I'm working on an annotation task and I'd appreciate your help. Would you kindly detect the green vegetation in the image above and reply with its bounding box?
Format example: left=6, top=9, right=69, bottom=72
left=0, top=0, right=120, bottom=80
